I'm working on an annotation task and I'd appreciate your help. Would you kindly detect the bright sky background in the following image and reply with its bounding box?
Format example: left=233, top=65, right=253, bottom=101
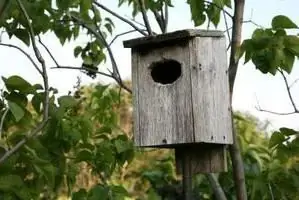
left=0, top=0, right=298, bottom=131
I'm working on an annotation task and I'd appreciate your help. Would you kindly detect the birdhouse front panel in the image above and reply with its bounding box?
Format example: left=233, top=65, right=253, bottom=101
left=124, top=29, right=233, bottom=148
left=131, top=42, right=195, bottom=147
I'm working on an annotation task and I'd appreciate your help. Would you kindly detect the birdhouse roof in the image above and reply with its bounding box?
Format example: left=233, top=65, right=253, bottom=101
left=123, top=29, right=224, bottom=49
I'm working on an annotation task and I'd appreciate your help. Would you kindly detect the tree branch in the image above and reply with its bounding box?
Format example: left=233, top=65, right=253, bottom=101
left=228, top=1, right=247, bottom=200
left=70, top=14, right=132, bottom=94
left=0, top=0, right=50, bottom=164
left=137, top=0, right=153, bottom=35
left=207, top=174, right=228, bottom=200
left=51, top=66, right=114, bottom=79
left=204, top=0, right=233, bottom=18
left=0, top=43, right=42, bottom=75
left=109, top=29, right=145, bottom=47
left=92, top=1, right=147, bottom=36
left=0, top=108, right=8, bottom=139
left=38, top=36, right=59, bottom=67
left=255, top=70, right=299, bottom=115
left=279, top=69, right=298, bottom=112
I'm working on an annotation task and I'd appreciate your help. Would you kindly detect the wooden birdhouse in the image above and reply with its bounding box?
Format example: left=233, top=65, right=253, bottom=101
left=123, top=29, right=233, bottom=173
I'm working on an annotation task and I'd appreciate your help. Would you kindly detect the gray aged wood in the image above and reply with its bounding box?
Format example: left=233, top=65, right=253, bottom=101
left=175, top=144, right=227, bottom=174
left=189, top=36, right=233, bottom=144
left=128, top=29, right=232, bottom=147
left=134, top=44, right=194, bottom=147
left=123, top=29, right=223, bottom=48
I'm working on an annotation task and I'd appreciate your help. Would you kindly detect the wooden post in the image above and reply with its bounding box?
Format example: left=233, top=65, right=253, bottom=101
left=182, top=152, right=193, bottom=200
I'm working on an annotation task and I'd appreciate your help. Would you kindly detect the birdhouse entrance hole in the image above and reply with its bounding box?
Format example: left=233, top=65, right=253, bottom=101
left=150, top=59, right=181, bottom=85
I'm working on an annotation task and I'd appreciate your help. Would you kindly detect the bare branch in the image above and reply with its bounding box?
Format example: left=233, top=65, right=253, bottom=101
left=92, top=1, right=147, bottom=36
left=289, top=78, right=299, bottom=89
left=38, top=36, right=59, bottom=67
left=223, top=10, right=231, bottom=47
left=0, top=43, right=42, bottom=75
left=164, top=4, right=169, bottom=33
left=279, top=69, right=298, bottom=112
left=16, top=0, right=49, bottom=119
left=0, top=108, right=8, bottom=139
left=255, top=93, right=298, bottom=115
left=204, top=0, right=233, bottom=18
left=109, top=29, right=145, bottom=47
left=207, top=174, right=227, bottom=200
left=137, top=0, right=153, bottom=35
left=70, top=14, right=132, bottom=94
left=51, top=66, right=114, bottom=79
left=0, top=119, right=49, bottom=163
left=228, top=1, right=247, bottom=200
left=0, top=0, right=51, bottom=164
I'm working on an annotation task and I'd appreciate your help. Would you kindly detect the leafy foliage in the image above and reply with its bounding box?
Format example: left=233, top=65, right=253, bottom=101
left=237, top=15, right=299, bottom=75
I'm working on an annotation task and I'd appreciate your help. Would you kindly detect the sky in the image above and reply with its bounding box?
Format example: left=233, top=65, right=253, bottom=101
left=0, top=0, right=298, bottom=131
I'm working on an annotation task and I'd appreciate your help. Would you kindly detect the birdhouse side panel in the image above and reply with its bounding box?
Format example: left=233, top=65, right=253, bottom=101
left=134, top=44, right=194, bottom=147
left=190, top=37, right=233, bottom=144
left=131, top=49, right=141, bottom=146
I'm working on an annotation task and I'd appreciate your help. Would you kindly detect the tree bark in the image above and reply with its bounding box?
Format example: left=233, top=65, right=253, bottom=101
left=228, top=0, right=247, bottom=200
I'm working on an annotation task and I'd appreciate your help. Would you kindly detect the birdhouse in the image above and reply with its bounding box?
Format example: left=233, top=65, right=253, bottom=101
left=123, top=29, right=233, bottom=173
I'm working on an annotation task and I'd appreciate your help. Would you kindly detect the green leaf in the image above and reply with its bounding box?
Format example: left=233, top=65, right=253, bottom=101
left=111, top=185, right=129, bottom=199
left=87, top=185, right=109, bottom=200
left=76, top=150, right=93, bottom=163
left=114, top=139, right=131, bottom=154
left=104, top=23, right=113, bottom=35
left=279, top=127, right=298, bottom=136
left=269, top=131, right=285, bottom=148
left=31, top=93, right=43, bottom=113
left=282, top=49, right=295, bottom=73
left=272, top=15, right=298, bottom=29
left=72, top=189, right=88, bottom=200
left=74, top=46, right=83, bottom=57
left=2, top=75, right=33, bottom=94
left=7, top=101, right=25, bottom=122
left=187, top=0, right=206, bottom=26
left=58, top=95, right=77, bottom=108
left=13, top=28, right=30, bottom=46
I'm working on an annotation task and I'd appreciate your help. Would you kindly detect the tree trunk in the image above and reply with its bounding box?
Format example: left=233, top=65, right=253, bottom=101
left=228, top=0, right=247, bottom=200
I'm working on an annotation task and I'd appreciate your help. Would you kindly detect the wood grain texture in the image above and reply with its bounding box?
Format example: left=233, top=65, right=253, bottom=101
left=134, top=44, right=194, bottom=147
left=131, top=49, right=141, bottom=145
left=123, top=29, right=224, bottom=48
left=190, top=37, right=233, bottom=145
left=175, top=144, right=227, bottom=174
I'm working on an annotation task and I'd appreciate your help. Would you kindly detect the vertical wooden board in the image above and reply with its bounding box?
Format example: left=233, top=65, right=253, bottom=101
left=136, top=44, right=194, bottom=147
left=190, top=37, right=233, bottom=144
left=131, top=49, right=141, bottom=146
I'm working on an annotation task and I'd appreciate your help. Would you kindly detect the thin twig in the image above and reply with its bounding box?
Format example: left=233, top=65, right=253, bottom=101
left=51, top=66, right=114, bottom=79
left=0, top=119, right=49, bottom=163
left=0, top=108, right=9, bottom=139
left=204, top=0, right=233, bottom=18
left=70, top=15, right=132, bottom=94
left=0, top=43, right=42, bottom=75
left=16, top=0, right=49, bottom=119
left=255, top=94, right=298, bottom=115
left=279, top=69, right=298, bottom=112
left=164, top=4, right=168, bottom=33
left=0, top=0, right=50, bottom=164
left=38, top=36, right=59, bottom=66
left=268, top=182, right=274, bottom=200
left=206, top=174, right=228, bottom=200
left=137, top=0, right=153, bottom=35
left=223, top=10, right=231, bottom=45
left=92, top=1, right=147, bottom=36
left=109, top=29, right=143, bottom=47
left=289, top=78, right=299, bottom=88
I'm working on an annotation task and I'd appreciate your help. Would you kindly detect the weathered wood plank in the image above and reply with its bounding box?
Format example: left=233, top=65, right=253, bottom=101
left=131, top=49, right=141, bottom=146
left=190, top=37, right=233, bottom=145
left=175, top=144, right=227, bottom=174
left=123, top=29, right=224, bottom=48
left=134, top=44, right=194, bottom=147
